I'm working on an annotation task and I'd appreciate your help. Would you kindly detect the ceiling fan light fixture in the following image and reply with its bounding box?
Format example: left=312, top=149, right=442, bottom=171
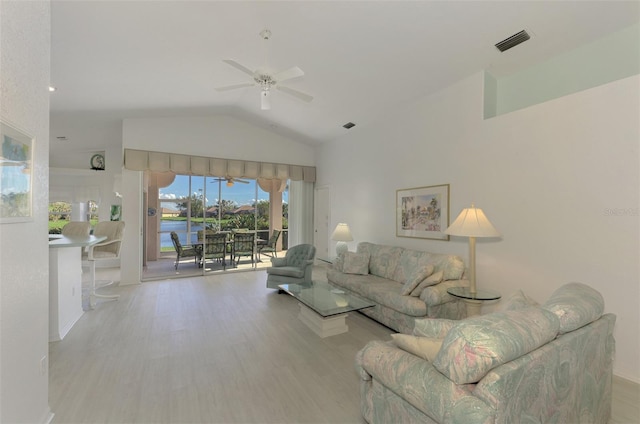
left=226, top=180, right=234, bottom=187
left=261, top=89, right=271, bottom=110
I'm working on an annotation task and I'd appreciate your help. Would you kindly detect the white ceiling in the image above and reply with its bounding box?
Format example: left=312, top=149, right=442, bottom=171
left=50, top=1, right=640, bottom=147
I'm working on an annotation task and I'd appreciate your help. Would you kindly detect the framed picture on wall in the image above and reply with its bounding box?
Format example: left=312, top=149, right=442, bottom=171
left=0, top=119, right=34, bottom=223
left=396, top=184, right=449, bottom=240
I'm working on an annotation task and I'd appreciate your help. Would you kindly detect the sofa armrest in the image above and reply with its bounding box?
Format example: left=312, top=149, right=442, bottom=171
left=356, top=340, right=494, bottom=423
left=421, top=279, right=470, bottom=306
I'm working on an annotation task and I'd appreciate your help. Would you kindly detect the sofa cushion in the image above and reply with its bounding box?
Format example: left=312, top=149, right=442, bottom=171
left=327, top=270, right=428, bottom=317
left=332, top=252, right=345, bottom=272
left=357, top=242, right=403, bottom=281
left=498, top=289, right=539, bottom=311
left=343, top=251, right=370, bottom=275
left=391, top=334, right=443, bottom=361
left=410, top=270, right=444, bottom=297
left=433, top=307, right=560, bottom=384
left=401, top=264, right=434, bottom=295
left=542, top=282, right=604, bottom=334
left=394, top=249, right=434, bottom=283
left=412, top=318, right=457, bottom=338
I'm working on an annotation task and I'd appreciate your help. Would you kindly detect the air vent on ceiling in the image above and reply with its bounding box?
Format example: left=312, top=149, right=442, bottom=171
left=343, top=122, right=355, bottom=129
left=495, top=30, right=530, bottom=52
left=56, top=136, right=68, bottom=141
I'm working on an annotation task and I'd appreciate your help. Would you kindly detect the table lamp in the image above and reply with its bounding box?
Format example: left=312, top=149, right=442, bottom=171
left=331, top=223, right=353, bottom=256
left=444, top=204, right=500, bottom=294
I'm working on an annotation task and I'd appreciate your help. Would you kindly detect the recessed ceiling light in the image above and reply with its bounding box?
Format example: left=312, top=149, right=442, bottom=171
left=49, top=86, right=57, bottom=92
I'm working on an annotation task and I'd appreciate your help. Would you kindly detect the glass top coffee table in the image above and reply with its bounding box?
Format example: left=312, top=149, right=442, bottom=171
left=278, top=281, right=375, bottom=338
left=447, top=287, right=501, bottom=316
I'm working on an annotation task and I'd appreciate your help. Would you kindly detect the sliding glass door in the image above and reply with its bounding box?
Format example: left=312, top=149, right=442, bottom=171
left=143, top=172, right=289, bottom=280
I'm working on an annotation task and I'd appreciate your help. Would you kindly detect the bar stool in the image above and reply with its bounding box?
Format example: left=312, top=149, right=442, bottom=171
left=82, top=221, right=125, bottom=309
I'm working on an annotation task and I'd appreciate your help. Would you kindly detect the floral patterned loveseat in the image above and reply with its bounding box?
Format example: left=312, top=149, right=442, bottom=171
left=355, top=283, right=616, bottom=424
left=327, top=242, right=469, bottom=334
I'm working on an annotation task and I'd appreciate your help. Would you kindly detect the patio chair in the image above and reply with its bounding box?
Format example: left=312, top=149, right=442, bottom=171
left=257, top=229, right=281, bottom=260
left=202, top=232, right=227, bottom=270
left=232, top=232, right=255, bottom=267
left=266, top=243, right=316, bottom=289
left=170, top=231, right=202, bottom=270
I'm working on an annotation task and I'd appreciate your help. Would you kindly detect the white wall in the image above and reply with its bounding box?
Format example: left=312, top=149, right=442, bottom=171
left=122, top=115, right=315, bottom=165
left=316, top=72, right=640, bottom=382
left=119, top=114, right=315, bottom=284
left=0, top=1, right=53, bottom=422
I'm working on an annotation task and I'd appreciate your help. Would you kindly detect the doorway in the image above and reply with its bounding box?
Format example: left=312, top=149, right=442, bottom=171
left=314, top=186, right=330, bottom=262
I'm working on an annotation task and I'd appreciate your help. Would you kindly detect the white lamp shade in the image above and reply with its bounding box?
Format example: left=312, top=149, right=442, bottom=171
left=331, top=223, right=353, bottom=242
left=444, top=205, right=500, bottom=238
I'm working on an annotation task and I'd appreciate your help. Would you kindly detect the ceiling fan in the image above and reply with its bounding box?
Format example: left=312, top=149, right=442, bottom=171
left=213, top=177, right=250, bottom=187
left=216, top=29, right=313, bottom=110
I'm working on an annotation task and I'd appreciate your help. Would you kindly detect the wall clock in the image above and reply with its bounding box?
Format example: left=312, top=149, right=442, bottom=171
left=90, top=153, right=105, bottom=170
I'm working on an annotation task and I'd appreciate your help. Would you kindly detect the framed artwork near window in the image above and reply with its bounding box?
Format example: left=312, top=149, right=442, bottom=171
left=396, top=184, right=450, bottom=240
left=110, top=205, right=122, bottom=221
left=0, top=119, right=34, bottom=223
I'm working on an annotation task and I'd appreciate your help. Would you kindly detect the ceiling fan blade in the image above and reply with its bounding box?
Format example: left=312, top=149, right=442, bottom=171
left=234, top=179, right=250, bottom=184
left=215, top=82, right=254, bottom=92
left=223, top=59, right=255, bottom=77
left=273, top=66, right=304, bottom=83
left=277, top=85, right=313, bottom=103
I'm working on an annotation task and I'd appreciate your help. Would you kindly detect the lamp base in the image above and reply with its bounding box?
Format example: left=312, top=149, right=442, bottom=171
left=335, top=241, right=348, bottom=257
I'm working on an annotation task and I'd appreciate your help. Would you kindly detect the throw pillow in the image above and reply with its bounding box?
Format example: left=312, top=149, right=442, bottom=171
left=401, top=264, right=435, bottom=296
left=343, top=251, right=370, bottom=275
left=433, top=307, right=560, bottom=384
left=391, top=334, right=443, bottom=362
left=410, top=270, right=444, bottom=296
left=542, top=282, right=604, bottom=334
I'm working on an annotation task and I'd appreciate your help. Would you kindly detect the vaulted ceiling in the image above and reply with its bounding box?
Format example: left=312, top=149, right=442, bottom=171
left=50, top=1, right=640, bottom=148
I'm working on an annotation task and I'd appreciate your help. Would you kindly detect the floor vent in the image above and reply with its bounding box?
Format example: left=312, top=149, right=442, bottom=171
left=343, top=122, right=355, bottom=129
left=495, top=30, right=530, bottom=52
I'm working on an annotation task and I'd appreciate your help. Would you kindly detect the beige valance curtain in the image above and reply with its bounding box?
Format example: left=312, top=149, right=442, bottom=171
left=124, top=149, right=316, bottom=182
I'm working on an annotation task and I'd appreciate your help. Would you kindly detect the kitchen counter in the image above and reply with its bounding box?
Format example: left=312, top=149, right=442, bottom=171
left=49, top=234, right=106, bottom=341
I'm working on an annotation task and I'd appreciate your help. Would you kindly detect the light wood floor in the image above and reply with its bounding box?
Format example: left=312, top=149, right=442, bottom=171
left=49, top=267, right=639, bottom=424
left=142, top=252, right=274, bottom=281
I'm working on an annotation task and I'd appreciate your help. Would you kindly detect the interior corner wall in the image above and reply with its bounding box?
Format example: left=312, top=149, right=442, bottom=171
left=316, top=71, right=640, bottom=382
left=0, top=1, right=53, bottom=423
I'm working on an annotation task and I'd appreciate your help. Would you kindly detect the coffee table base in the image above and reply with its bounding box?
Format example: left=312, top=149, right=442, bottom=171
left=297, top=303, right=348, bottom=338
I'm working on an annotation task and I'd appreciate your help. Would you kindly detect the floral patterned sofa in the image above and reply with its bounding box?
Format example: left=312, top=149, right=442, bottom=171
left=355, top=282, right=616, bottom=424
left=327, top=242, right=469, bottom=334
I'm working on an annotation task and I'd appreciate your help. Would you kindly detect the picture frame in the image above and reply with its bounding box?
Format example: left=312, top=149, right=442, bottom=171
left=0, top=119, right=34, bottom=223
left=110, top=205, right=122, bottom=221
left=396, top=184, right=450, bottom=240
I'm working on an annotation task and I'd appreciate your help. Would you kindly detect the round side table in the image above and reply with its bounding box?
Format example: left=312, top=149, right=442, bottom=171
left=447, top=287, right=501, bottom=316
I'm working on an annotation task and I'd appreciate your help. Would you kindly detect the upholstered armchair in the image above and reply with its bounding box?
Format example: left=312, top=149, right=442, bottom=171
left=266, top=243, right=316, bottom=289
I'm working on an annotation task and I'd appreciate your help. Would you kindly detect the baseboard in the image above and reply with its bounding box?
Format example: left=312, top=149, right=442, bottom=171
left=41, top=409, right=54, bottom=424
left=613, top=374, right=640, bottom=387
